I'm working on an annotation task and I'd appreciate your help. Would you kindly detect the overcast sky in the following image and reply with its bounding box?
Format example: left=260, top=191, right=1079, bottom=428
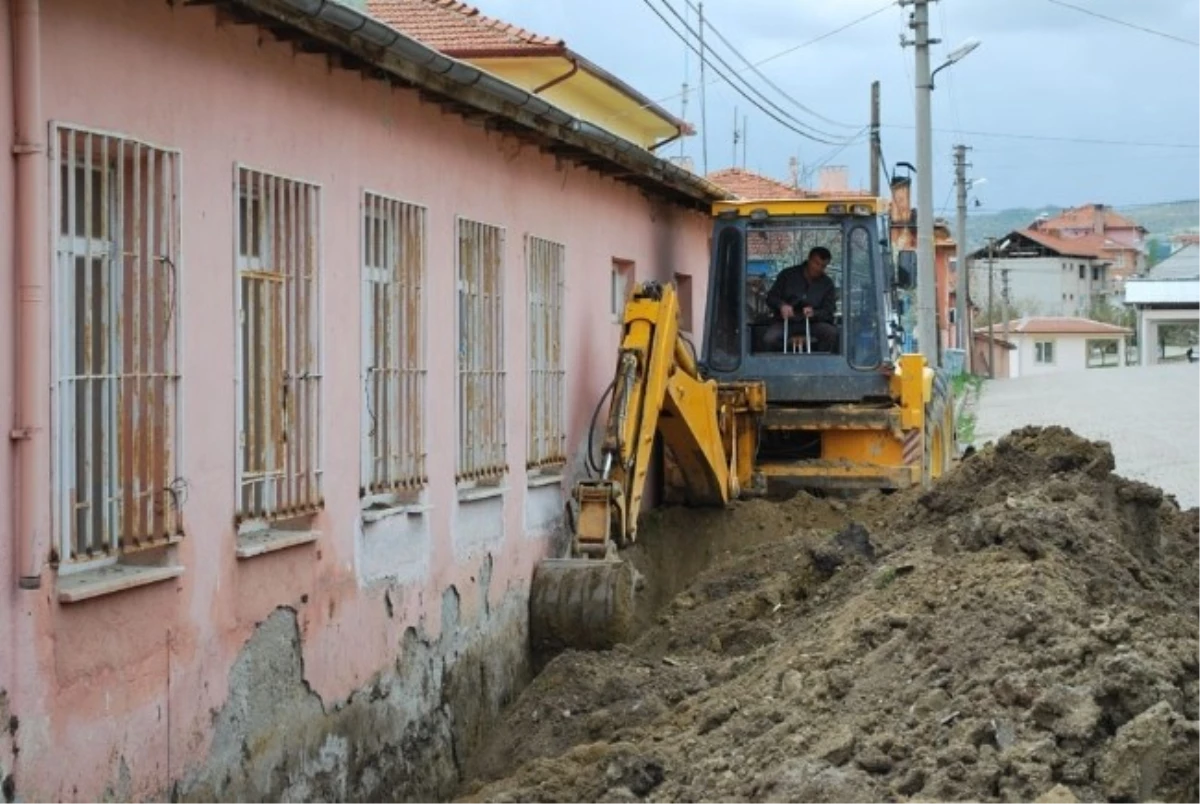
left=468, top=0, right=1200, bottom=212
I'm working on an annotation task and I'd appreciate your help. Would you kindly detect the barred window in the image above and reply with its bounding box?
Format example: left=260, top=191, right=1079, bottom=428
left=456, top=217, right=506, bottom=484
left=53, top=125, right=183, bottom=566
left=527, top=236, right=566, bottom=472
left=361, top=193, right=427, bottom=507
left=235, top=166, right=322, bottom=530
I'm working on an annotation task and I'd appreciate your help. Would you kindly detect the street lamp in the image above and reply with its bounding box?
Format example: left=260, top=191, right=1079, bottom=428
left=931, top=38, right=980, bottom=89
left=906, top=0, right=980, bottom=365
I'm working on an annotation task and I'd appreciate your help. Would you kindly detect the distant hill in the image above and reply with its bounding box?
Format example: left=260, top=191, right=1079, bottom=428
left=962, top=199, right=1199, bottom=252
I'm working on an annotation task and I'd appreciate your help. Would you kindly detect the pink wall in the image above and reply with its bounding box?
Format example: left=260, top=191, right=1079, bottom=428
left=1, top=0, right=16, bottom=743
left=2, top=0, right=713, bottom=798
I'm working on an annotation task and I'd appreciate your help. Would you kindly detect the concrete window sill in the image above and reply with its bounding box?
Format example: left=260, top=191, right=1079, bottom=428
left=235, top=528, right=319, bottom=559
left=526, top=472, right=564, bottom=489
left=362, top=502, right=432, bottom=524
left=457, top=484, right=506, bottom=503
left=58, top=563, right=184, bottom=604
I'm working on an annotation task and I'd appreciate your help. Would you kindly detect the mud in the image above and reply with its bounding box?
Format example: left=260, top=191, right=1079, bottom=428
left=462, top=426, right=1199, bottom=803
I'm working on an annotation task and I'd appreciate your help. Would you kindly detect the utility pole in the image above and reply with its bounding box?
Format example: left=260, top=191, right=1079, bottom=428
left=953, top=144, right=971, bottom=371
left=902, top=0, right=938, bottom=364
left=986, top=236, right=996, bottom=379
left=1001, top=268, right=1011, bottom=347
left=742, top=114, right=748, bottom=168
left=732, top=106, right=739, bottom=167
left=699, top=2, right=708, bottom=175
left=870, top=80, right=881, bottom=196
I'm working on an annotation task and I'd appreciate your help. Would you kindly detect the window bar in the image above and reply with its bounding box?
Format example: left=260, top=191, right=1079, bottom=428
left=100, top=134, right=117, bottom=554
left=63, top=128, right=79, bottom=559
left=115, top=137, right=131, bottom=547
left=144, top=144, right=159, bottom=543
left=293, top=179, right=305, bottom=509
left=80, top=131, right=97, bottom=557
left=279, top=173, right=292, bottom=516
left=390, top=200, right=402, bottom=489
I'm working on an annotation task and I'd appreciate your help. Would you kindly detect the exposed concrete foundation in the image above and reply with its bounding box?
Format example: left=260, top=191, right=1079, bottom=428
left=176, top=587, right=529, bottom=802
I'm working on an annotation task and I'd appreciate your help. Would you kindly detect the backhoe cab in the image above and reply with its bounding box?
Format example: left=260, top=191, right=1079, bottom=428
left=529, top=193, right=954, bottom=656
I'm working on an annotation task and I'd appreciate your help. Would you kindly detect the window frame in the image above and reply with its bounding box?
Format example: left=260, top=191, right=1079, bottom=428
left=233, top=164, right=324, bottom=535
left=455, top=215, right=507, bottom=490
left=526, top=235, right=567, bottom=476
left=360, top=190, right=428, bottom=510
left=50, top=122, right=185, bottom=572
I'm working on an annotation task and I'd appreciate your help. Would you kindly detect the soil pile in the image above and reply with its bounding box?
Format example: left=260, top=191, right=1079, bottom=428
left=463, top=426, right=1199, bottom=803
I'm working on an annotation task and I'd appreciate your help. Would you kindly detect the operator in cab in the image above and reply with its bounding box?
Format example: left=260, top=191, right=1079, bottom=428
left=762, top=246, right=839, bottom=353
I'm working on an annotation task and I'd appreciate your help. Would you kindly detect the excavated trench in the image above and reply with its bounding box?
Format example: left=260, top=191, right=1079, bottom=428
left=459, top=426, right=1200, bottom=804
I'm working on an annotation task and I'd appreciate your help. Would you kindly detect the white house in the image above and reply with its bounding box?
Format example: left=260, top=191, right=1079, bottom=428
left=977, top=317, right=1132, bottom=379
left=1124, top=244, right=1200, bottom=365
left=968, top=228, right=1115, bottom=318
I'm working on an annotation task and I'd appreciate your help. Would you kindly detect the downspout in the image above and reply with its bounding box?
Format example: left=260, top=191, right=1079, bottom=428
left=648, top=130, right=682, bottom=153
left=531, top=56, right=578, bottom=95
left=11, top=0, right=47, bottom=589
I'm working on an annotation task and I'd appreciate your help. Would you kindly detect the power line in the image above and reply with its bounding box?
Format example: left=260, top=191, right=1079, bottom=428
left=881, top=124, right=1199, bottom=149
left=648, top=0, right=848, bottom=143
left=1043, top=0, right=1200, bottom=48
left=608, top=1, right=892, bottom=126
left=679, top=0, right=860, bottom=130
left=639, top=0, right=852, bottom=145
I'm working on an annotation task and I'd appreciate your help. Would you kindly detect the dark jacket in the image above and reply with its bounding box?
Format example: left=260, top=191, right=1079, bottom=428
left=765, top=263, right=837, bottom=324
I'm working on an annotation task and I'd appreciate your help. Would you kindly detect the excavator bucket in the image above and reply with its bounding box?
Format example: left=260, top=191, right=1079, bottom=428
left=528, top=558, right=641, bottom=657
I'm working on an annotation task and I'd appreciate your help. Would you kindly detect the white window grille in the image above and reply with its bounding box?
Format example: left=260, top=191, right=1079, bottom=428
left=456, top=217, right=506, bottom=484
left=235, top=166, right=322, bottom=529
left=527, top=236, right=566, bottom=472
left=361, top=193, right=427, bottom=506
left=1035, top=340, right=1055, bottom=364
left=53, top=125, right=183, bottom=566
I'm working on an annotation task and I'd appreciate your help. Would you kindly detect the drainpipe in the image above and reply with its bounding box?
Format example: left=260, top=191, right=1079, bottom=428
left=531, top=57, right=578, bottom=95
left=11, top=0, right=47, bottom=589
left=649, top=130, right=682, bottom=153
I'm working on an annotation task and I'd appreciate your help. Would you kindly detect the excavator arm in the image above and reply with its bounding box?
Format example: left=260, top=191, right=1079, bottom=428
left=572, top=280, right=754, bottom=556
left=530, top=280, right=763, bottom=656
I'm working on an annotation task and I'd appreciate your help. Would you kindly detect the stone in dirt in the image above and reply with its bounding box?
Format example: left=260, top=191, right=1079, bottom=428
left=458, top=427, right=1199, bottom=803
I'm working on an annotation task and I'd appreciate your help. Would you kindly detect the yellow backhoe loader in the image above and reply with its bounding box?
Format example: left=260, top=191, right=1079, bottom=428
left=530, top=194, right=955, bottom=654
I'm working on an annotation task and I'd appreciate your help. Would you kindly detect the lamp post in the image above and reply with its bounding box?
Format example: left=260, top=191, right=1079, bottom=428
left=904, top=0, right=979, bottom=364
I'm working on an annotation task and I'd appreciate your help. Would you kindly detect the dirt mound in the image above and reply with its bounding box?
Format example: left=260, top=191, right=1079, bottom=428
left=462, top=427, right=1199, bottom=803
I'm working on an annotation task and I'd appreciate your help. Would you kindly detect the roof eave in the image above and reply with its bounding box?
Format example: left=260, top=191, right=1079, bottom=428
left=215, top=0, right=728, bottom=208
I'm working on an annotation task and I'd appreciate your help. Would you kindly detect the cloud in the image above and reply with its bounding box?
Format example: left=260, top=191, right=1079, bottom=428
left=470, top=0, right=1199, bottom=208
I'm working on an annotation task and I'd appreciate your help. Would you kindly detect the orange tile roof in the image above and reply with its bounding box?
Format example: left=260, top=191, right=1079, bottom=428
left=1038, top=204, right=1146, bottom=233
left=707, top=168, right=805, bottom=200
left=977, top=316, right=1131, bottom=336
left=707, top=167, right=871, bottom=201
left=367, top=0, right=564, bottom=58
left=1019, top=228, right=1113, bottom=260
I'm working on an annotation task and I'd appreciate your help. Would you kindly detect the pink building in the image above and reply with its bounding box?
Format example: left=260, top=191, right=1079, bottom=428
left=0, top=0, right=722, bottom=799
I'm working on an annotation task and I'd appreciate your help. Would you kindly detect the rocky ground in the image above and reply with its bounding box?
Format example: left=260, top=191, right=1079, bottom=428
left=460, top=426, right=1200, bottom=803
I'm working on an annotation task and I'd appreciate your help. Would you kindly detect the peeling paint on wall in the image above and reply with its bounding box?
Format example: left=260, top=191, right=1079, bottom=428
left=176, top=585, right=528, bottom=801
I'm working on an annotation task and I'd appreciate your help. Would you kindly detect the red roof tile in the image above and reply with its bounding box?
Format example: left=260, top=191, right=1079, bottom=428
left=976, top=316, right=1132, bottom=336
left=367, top=0, right=564, bottom=57
left=707, top=167, right=870, bottom=201
left=1038, top=204, right=1146, bottom=234
left=707, top=168, right=804, bottom=200
left=1018, top=228, right=1114, bottom=260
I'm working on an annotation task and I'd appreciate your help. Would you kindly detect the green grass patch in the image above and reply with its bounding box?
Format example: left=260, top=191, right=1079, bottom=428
left=951, top=373, right=983, bottom=446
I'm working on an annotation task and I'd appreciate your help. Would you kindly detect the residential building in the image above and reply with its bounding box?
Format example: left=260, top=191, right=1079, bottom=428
left=366, top=0, right=690, bottom=150
left=0, top=0, right=725, bottom=800
left=968, top=229, right=1114, bottom=319
left=1124, top=243, right=1200, bottom=365
left=971, top=332, right=1016, bottom=380
left=974, top=317, right=1132, bottom=379
left=1033, top=203, right=1148, bottom=283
